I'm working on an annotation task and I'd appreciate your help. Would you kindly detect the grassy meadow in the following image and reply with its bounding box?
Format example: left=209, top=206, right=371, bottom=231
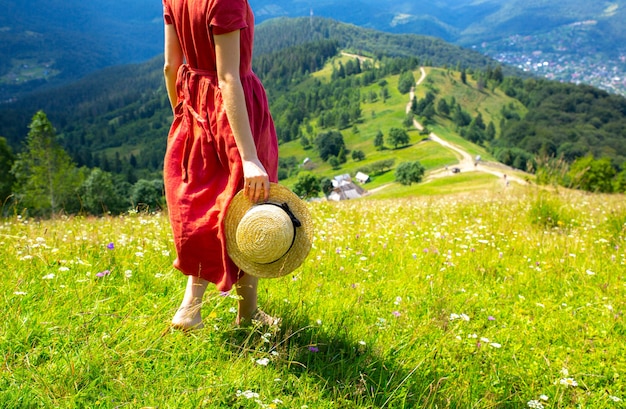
left=2, top=184, right=625, bottom=408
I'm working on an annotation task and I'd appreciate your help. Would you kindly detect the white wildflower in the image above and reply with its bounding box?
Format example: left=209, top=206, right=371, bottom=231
left=559, top=378, right=578, bottom=387
left=236, top=390, right=259, bottom=399
left=450, top=313, right=470, bottom=322
left=255, top=357, right=270, bottom=366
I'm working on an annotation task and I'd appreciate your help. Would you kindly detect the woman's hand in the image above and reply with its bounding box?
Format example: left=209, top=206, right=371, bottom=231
left=243, top=158, right=270, bottom=202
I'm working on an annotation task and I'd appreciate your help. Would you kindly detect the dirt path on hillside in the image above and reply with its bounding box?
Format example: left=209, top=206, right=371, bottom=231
left=341, top=52, right=373, bottom=64
left=406, top=67, right=528, bottom=186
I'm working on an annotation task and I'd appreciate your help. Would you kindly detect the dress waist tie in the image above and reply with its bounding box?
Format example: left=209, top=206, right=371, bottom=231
left=176, top=64, right=217, bottom=182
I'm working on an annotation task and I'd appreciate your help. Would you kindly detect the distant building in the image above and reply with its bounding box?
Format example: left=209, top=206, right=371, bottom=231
left=328, top=174, right=367, bottom=201
left=332, top=174, right=352, bottom=187
left=302, top=157, right=316, bottom=170
left=355, top=171, right=370, bottom=184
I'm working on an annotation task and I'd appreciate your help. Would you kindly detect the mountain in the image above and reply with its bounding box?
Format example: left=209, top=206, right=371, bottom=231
left=252, top=0, right=626, bottom=95
left=0, top=17, right=529, bottom=154
left=1, top=0, right=625, bottom=100
left=1, top=19, right=624, bottom=176
left=0, top=17, right=625, bottom=212
left=252, top=0, right=626, bottom=46
left=0, top=0, right=163, bottom=101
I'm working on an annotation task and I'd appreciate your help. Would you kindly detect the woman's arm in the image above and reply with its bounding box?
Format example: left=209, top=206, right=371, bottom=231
left=214, top=30, right=269, bottom=202
left=163, top=23, right=183, bottom=111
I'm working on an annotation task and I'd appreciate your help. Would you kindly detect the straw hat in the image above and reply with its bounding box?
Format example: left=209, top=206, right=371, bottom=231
left=225, top=183, right=313, bottom=278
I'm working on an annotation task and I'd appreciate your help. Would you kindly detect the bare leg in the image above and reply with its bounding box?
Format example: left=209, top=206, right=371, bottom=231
left=235, top=273, right=258, bottom=324
left=235, top=273, right=280, bottom=326
left=172, top=275, right=208, bottom=330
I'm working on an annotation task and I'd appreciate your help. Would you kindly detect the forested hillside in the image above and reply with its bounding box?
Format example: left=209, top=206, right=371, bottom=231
left=0, top=0, right=162, bottom=101
left=0, top=57, right=168, bottom=181
left=497, top=78, right=626, bottom=164
left=2, top=0, right=624, bottom=99
left=1, top=18, right=522, bottom=172
left=254, top=17, right=523, bottom=77
left=0, top=18, right=625, bottom=216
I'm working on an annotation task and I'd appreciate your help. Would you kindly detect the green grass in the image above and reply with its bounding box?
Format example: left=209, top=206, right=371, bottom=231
left=2, top=188, right=625, bottom=408
left=372, top=172, right=503, bottom=199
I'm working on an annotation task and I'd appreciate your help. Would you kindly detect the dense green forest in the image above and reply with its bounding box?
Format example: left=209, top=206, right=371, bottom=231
left=0, top=18, right=625, bottom=216
left=253, top=17, right=524, bottom=76
left=497, top=78, right=626, bottom=164
left=0, top=0, right=162, bottom=101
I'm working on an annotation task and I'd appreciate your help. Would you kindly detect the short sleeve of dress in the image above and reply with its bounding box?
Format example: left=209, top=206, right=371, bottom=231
left=163, top=0, right=173, bottom=25
left=210, top=0, right=248, bottom=35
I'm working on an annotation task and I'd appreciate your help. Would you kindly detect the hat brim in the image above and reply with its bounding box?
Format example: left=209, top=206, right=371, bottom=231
left=225, top=183, right=313, bottom=278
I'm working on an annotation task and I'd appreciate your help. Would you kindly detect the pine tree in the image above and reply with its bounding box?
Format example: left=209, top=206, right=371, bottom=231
left=437, top=99, right=450, bottom=116
left=10, top=111, right=82, bottom=216
left=374, top=130, right=384, bottom=150
left=397, top=70, right=415, bottom=94
left=337, top=146, right=347, bottom=164
left=0, top=137, right=15, bottom=204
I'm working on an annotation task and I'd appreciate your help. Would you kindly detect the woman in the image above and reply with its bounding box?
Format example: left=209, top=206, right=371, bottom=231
left=162, top=0, right=279, bottom=329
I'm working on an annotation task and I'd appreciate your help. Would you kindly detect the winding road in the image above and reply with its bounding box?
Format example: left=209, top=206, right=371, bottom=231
left=407, top=67, right=528, bottom=186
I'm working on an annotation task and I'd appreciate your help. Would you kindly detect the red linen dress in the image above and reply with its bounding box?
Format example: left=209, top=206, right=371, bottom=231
left=162, top=0, right=278, bottom=291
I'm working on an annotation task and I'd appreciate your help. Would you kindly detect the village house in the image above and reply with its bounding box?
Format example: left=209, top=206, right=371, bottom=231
left=328, top=173, right=368, bottom=201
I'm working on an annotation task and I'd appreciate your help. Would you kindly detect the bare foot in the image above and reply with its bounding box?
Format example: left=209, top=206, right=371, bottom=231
left=171, top=276, right=209, bottom=331
left=171, top=302, right=204, bottom=331
left=237, top=308, right=281, bottom=327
